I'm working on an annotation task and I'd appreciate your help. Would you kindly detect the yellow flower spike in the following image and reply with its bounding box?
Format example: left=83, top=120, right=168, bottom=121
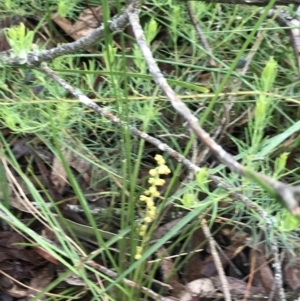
left=135, top=254, right=142, bottom=260
left=139, top=224, right=148, bottom=236
left=149, top=169, right=159, bottom=177
left=138, top=155, right=170, bottom=237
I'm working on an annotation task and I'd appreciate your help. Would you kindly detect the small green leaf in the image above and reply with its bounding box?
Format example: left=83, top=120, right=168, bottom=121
left=181, top=192, right=197, bottom=208
left=145, top=19, right=159, bottom=44
left=274, top=152, right=289, bottom=177
left=58, top=1, right=68, bottom=17
left=261, top=57, right=277, bottom=92
left=196, top=168, right=209, bottom=192
left=276, top=209, right=300, bottom=232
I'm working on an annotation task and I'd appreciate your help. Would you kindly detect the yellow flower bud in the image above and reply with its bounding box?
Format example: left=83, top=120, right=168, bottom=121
left=144, top=216, right=153, bottom=223
left=154, top=179, right=165, bottom=186
left=148, top=186, right=158, bottom=195
left=148, top=211, right=156, bottom=219
left=135, top=254, right=142, bottom=260
left=151, top=190, right=160, bottom=197
left=148, top=207, right=156, bottom=214
left=139, top=229, right=146, bottom=236
left=149, top=169, right=159, bottom=176
left=140, top=225, right=148, bottom=232
left=146, top=199, right=155, bottom=208
left=157, top=165, right=171, bottom=175
left=154, top=155, right=165, bottom=165
left=148, top=177, right=156, bottom=184
left=140, top=195, right=150, bottom=202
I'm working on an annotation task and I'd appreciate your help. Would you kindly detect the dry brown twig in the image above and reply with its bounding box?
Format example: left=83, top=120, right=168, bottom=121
left=201, top=219, right=232, bottom=301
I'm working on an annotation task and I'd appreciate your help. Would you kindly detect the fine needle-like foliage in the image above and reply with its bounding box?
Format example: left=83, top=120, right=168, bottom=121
left=1, top=0, right=300, bottom=300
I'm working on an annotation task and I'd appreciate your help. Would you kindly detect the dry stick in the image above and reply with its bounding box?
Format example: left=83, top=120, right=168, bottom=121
left=127, top=8, right=300, bottom=215
left=186, top=2, right=217, bottom=67
left=201, top=219, right=231, bottom=301
left=86, top=261, right=174, bottom=301
left=270, top=239, right=286, bottom=301
left=243, top=250, right=256, bottom=301
left=268, top=6, right=300, bottom=73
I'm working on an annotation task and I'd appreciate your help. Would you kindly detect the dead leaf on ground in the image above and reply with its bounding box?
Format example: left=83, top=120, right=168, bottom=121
left=52, top=7, right=102, bottom=41
left=184, top=228, right=205, bottom=282
left=251, top=247, right=274, bottom=292
left=0, top=232, right=43, bottom=264
left=284, top=251, right=300, bottom=290
left=156, top=246, right=184, bottom=298
left=51, top=144, right=91, bottom=195
left=27, top=264, right=55, bottom=300
left=211, top=275, right=264, bottom=296
left=50, top=148, right=72, bottom=194
left=33, top=247, right=58, bottom=265
left=179, top=278, right=215, bottom=301
left=201, top=230, right=248, bottom=277
left=0, top=275, right=27, bottom=298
